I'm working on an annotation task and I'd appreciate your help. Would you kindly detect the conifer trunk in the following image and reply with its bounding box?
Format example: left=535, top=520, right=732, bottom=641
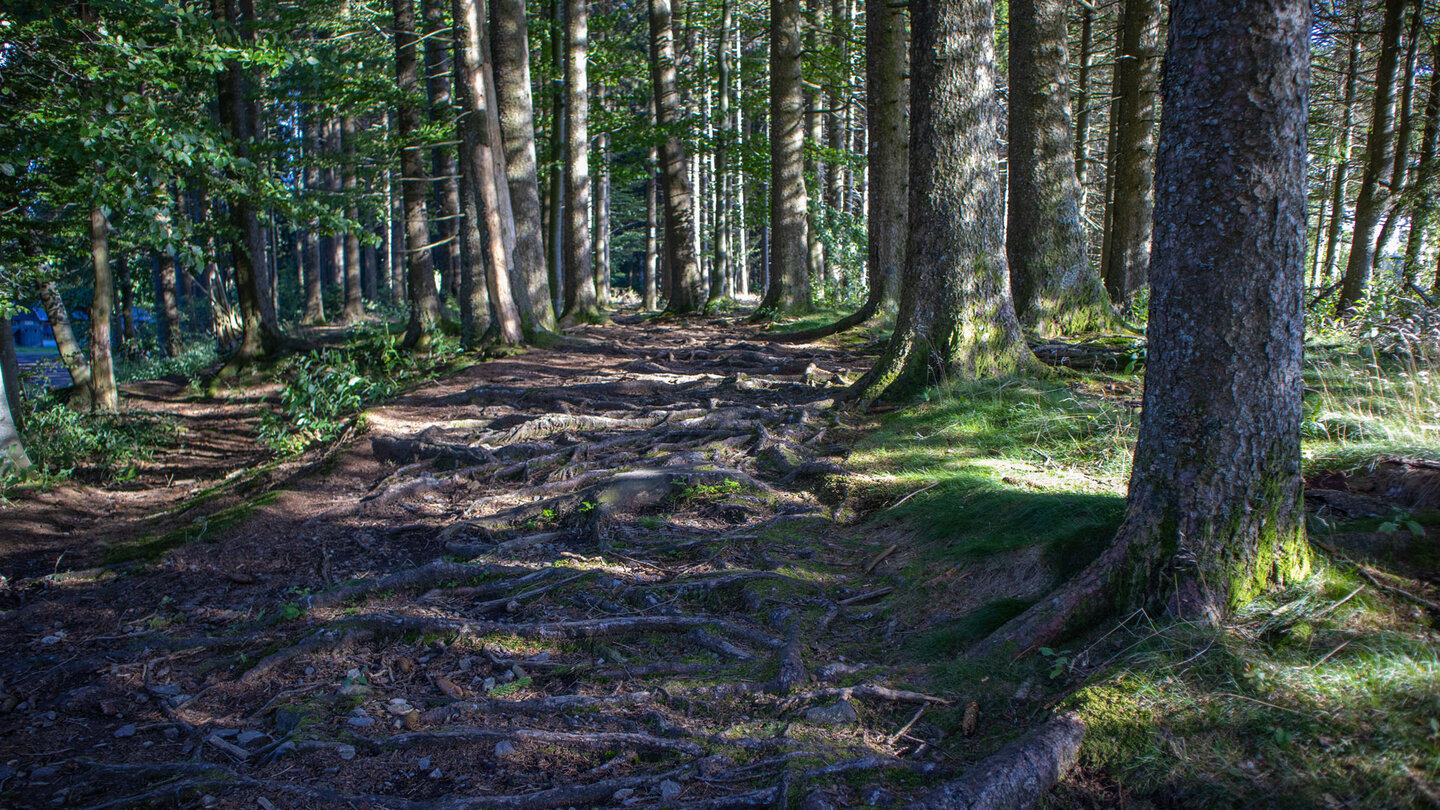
left=341, top=116, right=365, bottom=323
left=650, top=0, right=705, bottom=313
left=393, top=0, right=444, bottom=350
left=757, top=0, right=811, bottom=316
left=89, top=205, right=119, bottom=412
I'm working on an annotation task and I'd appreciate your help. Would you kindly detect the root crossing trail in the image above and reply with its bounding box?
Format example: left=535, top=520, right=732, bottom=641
left=0, top=314, right=978, bottom=809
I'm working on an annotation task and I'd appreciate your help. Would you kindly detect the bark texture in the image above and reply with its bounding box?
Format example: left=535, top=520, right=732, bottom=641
left=771, top=0, right=906, bottom=343
left=902, top=713, right=1084, bottom=810
left=558, top=0, right=600, bottom=324
left=423, top=0, right=463, bottom=300
left=36, top=282, right=93, bottom=407
left=341, top=116, right=365, bottom=323
left=0, top=345, right=28, bottom=473
left=1319, top=18, right=1361, bottom=286
left=848, top=0, right=1031, bottom=401
left=1337, top=0, right=1407, bottom=313
left=393, top=0, right=444, bottom=351
left=650, top=0, right=705, bottom=313
left=971, top=0, right=1312, bottom=659
left=89, top=205, right=119, bottom=412
left=757, top=0, right=812, bottom=316
left=1098, top=0, right=1162, bottom=303
left=1007, top=0, right=1112, bottom=335
left=1402, top=41, right=1440, bottom=286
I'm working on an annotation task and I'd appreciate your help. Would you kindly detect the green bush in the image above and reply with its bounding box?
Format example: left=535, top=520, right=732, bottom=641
left=8, top=396, right=177, bottom=486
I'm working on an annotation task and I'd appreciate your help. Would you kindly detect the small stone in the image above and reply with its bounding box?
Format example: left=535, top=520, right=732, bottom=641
left=337, top=745, right=357, bottom=761
left=862, top=785, right=896, bottom=806
left=800, top=790, right=839, bottom=810
left=494, top=740, right=516, bottom=758
left=163, top=727, right=179, bottom=741
left=237, top=731, right=268, bottom=746
left=350, top=707, right=369, bottom=717
left=386, top=700, right=414, bottom=716
left=611, top=788, right=635, bottom=801
left=428, top=768, right=442, bottom=779
left=113, top=724, right=137, bottom=738
left=346, top=668, right=362, bottom=679
left=304, top=667, right=315, bottom=677
left=657, top=779, right=682, bottom=801
left=339, top=683, right=373, bottom=697
left=39, top=635, right=62, bottom=646
left=457, top=657, right=473, bottom=672
left=815, top=662, right=862, bottom=683
left=417, top=757, right=431, bottom=769
left=482, top=677, right=496, bottom=691
left=347, top=716, right=375, bottom=728
left=804, top=701, right=859, bottom=726
left=29, top=766, right=59, bottom=782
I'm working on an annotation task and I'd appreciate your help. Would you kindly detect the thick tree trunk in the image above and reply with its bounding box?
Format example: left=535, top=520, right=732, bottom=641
left=757, top=0, right=811, bottom=316
left=454, top=0, right=524, bottom=344
left=1337, top=0, right=1407, bottom=314
left=394, top=0, right=445, bottom=351
left=36, top=282, right=93, bottom=407
left=849, top=0, right=1032, bottom=401
left=714, top=0, right=733, bottom=301
left=546, top=0, right=566, bottom=313
left=1098, top=0, right=1162, bottom=303
left=154, top=205, right=182, bottom=358
left=771, top=0, right=906, bottom=343
left=1402, top=42, right=1440, bottom=286
left=423, top=0, right=464, bottom=301
left=213, top=0, right=282, bottom=361
left=1320, top=20, right=1361, bottom=287
left=650, top=0, right=705, bottom=313
left=341, top=116, right=365, bottom=323
left=488, top=0, right=556, bottom=332
left=0, top=331, right=29, bottom=474
left=0, top=316, right=23, bottom=433
left=89, top=205, right=119, bottom=412
left=453, top=0, right=494, bottom=346
left=1007, top=0, right=1112, bottom=335
left=1073, top=2, right=1094, bottom=190
left=972, top=0, right=1311, bottom=658
left=558, top=0, right=599, bottom=325
left=645, top=165, right=660, bottom=311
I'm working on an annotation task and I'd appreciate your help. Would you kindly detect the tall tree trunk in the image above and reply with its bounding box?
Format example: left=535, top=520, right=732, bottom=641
left=1098, top=0, right=1162, bottom=303
left=36, top=282, right=93, bottom=408
left=1336, top=0, right=1407, bottom=313
left=1402, top=40, right=1440, bottom=287
left=0, top=316, right=23, bottom=433
left=455, top=0, right=524, bottom=344
left=645, top=157, right=661, bottom=310
left=89, top=205, right=119, bottom=412
left=757, top=0, right=811, bottom=316
left=713, top=0, right=733, bottom=301
left=341, top=116, right=365, bottom=322
left=155, top=203, right=182, bottom=358
left=972, top=0, right=1311, bottom=657
left=213, top=0, right=282, bottom=361
left=771, top=0, right=906, bottom=343
left=301, top=116, right=327, bottom=324
left=546, top=0, right=566, bottom=313
left=1073, top=0, right=1094, bottom=190
left=558, top=0, right=599, bottom=324
left=489, top=0, right=557, bottom=332
left=394, top=0, right=445, bottom=350
left=1007, top=0, right=1112, bottom=335
left=116, top=253, right=135, bottom=349
left=595, top=81, right=612, bottom=310
left=1320, top=15, right=1361, bottom=286
left=0, top=329, right=28, bottom=474
left=650, top=0, right=705, bottom=313
left=849, top=0, right=1032, bottom=401
left=326, top=120, right=345, bottom=293
left=423, top=0, right=464, bottom=301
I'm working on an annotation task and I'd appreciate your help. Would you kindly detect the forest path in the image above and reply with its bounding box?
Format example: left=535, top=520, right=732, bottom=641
left=0, top=312, right=970, bottom=810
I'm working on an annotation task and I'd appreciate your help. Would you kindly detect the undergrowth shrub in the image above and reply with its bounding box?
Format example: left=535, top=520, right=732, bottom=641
left=6, top=394, right=177, bottom=488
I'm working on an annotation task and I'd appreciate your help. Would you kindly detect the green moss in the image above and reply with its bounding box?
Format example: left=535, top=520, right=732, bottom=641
left=104, top=491, right=280, bottom=564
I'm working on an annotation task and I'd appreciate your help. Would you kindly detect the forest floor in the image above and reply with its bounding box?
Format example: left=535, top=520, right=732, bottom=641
left=1, top=311, right=1438, bottom=809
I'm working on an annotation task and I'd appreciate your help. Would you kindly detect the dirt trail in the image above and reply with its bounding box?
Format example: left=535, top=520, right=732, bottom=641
left=0, top=314, right=981, bottom=809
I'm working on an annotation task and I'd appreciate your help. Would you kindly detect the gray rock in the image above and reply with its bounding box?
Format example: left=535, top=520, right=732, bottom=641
left=236, top=731, right=268, bottom=746
left=213, top=728, right=239, bottom=738
left=657, top=779, right=683, bottom=801
left=815, top=662, right=862, bottom=683
left=417, top=757, right=431, bottom=770
left=338, top=683, right=373, bottom=697
left=350, top=707, right=369, bottom=717
left=347, top=716, right=375, bottom=728
left=494, top=740, right=517, bottom=758
left=805, top=700, right=859, bottom=725
left=611, top=788, right=635, bottom=801
left=29, top=766, right=59, bottom=782
left=148, top=684, right=181, bottom=697
left=429, top=768, right=442, bottom=779
left=862, top=785, right=896, bottom=806
left=337, top=744, right=356, bottom=761
left=800, top=790, right=839, bottom=810
left=113, top=724, right=137, bottom=738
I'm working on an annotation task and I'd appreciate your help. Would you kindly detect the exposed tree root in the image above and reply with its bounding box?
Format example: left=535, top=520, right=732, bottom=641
left=303, top=560, right=530, bottom=609
left=786, top=685, right=951, bottom=707
left=365, top=726, right=705, bottom=756
left=420, top=691, right=657, bottom=723
left=900, top=713, right=1084, bottom=810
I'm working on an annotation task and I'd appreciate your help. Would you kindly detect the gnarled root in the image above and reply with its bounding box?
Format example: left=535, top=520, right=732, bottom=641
left=901, top=713, right=1085, bottom=810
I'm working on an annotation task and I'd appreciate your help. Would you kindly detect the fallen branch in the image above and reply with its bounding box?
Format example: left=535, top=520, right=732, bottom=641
left=788, top=685, right=950, bottom=706
left=901, top=713, right=1084, bottom=810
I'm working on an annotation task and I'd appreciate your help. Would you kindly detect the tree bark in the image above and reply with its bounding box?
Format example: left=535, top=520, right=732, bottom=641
left=1098, top=0, right=1162, bottom=303
left=36, top=282, right=93, bottom=408
left=972, top=0, right=1312, bottom=658
left=340, top=116, right=365, bottom=323
left=0, top=328, right=29, bottom=474
left=714, top=0, right=733, bottom=301
left=595, top=80, right=612, bottom=310
left=1337, top=0, right=1407, bottom=313
left=154, top=201, right=182, bottom=358
left=394, top=0, right=445, bottom=351
left=0, top=316, right=23, bottom=434
left=757, top=0, right=811, bottom=316
left=1073, top=1, right=1094, bottom=190
left=558, top=0, right=600, bottom=325
left=650, top=0, right=705, bottom=313
left=89, top=205, right=119, bottom=412
left=301, top=116, right=327, bottom=324
left=212, top=0, right=282, bottom=361
left=453, top=0, right=495, bottom=346
left=1320, top=16, right=1361, bottom=287
left=1007, top=0, right=1112, bottom=335
left=489, top=0, right=557, bottom=332
left=546, top=0, right=566, bottom=313
left=1402, top=41, right=1440, bottom=286
left=423, top=0, right=464, bottom=301
left=770, top=0, right=906, bottom=343
left=454, top=0, right=524, bottom=344
left=848, top=0, right=1032, bottom=400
